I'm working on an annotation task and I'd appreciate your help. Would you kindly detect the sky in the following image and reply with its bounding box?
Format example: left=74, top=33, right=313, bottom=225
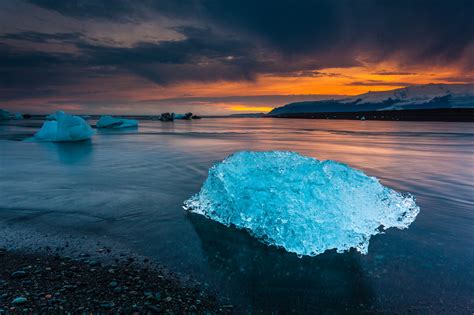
left=1, top=0, right=473, bottom=115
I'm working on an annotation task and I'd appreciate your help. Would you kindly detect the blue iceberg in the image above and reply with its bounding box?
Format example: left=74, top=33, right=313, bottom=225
left=96, top=115, right=138, bottom=129
left=32, top=111, right=94, bottom=142
left=0, top=109, right=11, bottom=120
left=184, top=151, right=420, bottom=257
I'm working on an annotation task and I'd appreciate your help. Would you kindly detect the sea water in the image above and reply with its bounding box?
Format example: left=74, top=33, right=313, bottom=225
left=1, top=118, right=473, bottom=312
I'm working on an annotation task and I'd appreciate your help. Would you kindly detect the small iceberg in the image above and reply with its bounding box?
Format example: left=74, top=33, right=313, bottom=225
left=156, top=112, right=198, bottom=121
left=174, top=112, right=193, bottom=120
left=0, top=109, right=11, bottom=120
left=32, top=111, right=94, bottom=142
left=158, top=113, right=175, bottom=121
left=96, top=115, right=138, bottom=129
left=13, top=113, right=24, bottom=120
left=184, top=151, right=420, bottom=257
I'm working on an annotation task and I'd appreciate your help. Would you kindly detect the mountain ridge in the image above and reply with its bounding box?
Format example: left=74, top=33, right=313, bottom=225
left=268, top=84, right=474, bottom=116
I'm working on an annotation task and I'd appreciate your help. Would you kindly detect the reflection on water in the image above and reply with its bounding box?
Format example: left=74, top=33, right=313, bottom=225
left=0, top=118, right=473, bottom=312
left=96, top=126, right=139, bottom=134
left=189, top=214, right=374, bottom=313
left=52, top=141, right=94, bottom=165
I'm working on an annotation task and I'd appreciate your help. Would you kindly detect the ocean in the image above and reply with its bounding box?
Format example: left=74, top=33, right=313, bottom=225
left=1, top=117, right=473, bottom=313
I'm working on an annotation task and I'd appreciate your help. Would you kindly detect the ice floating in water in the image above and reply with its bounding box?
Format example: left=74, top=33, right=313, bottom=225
left=0, top=109, right=24, bottom=120
left=46, top=111, right=62, bottom=121
left=0, top=109, right=11, bottom=120
left=174, top=112, right=193, bottom=120
left=184, top=151, right=420, bottom=257
left=32, top=111, right=94, bottom=142
left=96, top=115, right=138, bottom=128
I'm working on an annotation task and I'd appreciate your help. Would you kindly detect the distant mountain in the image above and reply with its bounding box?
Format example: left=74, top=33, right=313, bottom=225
left=268, top=84, right=474, bottom=116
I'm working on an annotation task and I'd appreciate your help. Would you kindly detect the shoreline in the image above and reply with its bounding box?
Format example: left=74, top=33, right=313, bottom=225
left=267, top=108, right=474, bottom=122
left=0, top=248, right=232, bottom=314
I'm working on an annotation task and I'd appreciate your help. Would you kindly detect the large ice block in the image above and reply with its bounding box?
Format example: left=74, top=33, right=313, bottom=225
left=184, top=151, right=420, bottom=257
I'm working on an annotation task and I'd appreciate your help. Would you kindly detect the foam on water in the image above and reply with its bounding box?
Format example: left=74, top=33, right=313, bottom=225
left=184, top=151, right=420, bottom=256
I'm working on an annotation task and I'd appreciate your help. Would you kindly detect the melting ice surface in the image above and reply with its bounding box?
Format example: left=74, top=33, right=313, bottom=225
left=32, top=111, right=94, bottom=142
left=184, top=151, right=420, bottom=256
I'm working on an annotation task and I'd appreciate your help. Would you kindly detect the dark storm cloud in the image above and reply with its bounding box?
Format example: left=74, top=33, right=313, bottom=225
left=76, top=26, right=261, bottom=84
left=346, top=80, right=415, bottom=87
left=372, top=71, right=416, bottom=76
left=270, top=71, right=343, bottom=78
left=29, top=0, right=474, bottom=64
left=28, top=0, right=142, bottom=21
left=1, top=0, right=473, bottom=102
left=0, top=32, right=84, bottom=43
left=0, top=24, right=350, bottom=97
left=0, top=40, right=113, bottom=101
left=0, top=43, right=77, bottom=91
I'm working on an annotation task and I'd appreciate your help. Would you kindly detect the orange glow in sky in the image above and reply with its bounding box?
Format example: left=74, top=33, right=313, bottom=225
left=4, top=61, right=472, bottom=114
left=168, top=64, right=468, bottom=99
left=228, top=105, right=274, bottom=112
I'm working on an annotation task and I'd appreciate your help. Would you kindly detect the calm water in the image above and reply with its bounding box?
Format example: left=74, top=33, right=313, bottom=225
left=1, top=118, right=473, bottom=313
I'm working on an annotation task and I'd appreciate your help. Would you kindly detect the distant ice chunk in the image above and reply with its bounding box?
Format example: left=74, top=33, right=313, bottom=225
left=174, top=112, right=193, bottom=120
left=0, top=109, right=11, bottom=120
left=13, top=113, right=24, bottom=120
left=96, top=115, right=138, bottom=128
left=32, top=111, right=94, bottom=142
left=184, top=151, right=420, bottom=257
left=46, top=110, right=63, bottom=121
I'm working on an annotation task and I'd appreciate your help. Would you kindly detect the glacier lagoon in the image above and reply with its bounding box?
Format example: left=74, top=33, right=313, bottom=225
left=0, top=118, right=473, bottom=313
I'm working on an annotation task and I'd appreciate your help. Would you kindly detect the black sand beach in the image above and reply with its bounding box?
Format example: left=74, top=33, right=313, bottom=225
left=0, top=248, right=231, bottom=314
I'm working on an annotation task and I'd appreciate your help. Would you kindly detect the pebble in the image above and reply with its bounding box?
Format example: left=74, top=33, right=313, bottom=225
left=12, top=297, right=27, bottom=305
left=2, top=251, right=223, bottom=312
left=147, top=305, right=160, bottom=311
left=11, top=271, right=27, bottom=278
left=100, top=302, right=115, bottom=309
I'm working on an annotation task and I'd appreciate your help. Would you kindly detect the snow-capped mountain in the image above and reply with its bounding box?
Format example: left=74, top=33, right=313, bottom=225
left=268, top=84, right=474, bottom=115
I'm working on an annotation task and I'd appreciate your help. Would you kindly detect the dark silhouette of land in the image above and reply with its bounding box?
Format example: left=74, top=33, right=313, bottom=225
left=268, top=108, right=474, bottom=122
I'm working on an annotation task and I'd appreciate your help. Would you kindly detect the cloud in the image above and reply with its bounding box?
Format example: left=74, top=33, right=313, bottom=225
left=28, top=0, right=474, bottom=67
left=0, top=25, right=356, bottom=96
left=372, top=71, right=416, bottom=76
left=0, top=0, right=472, bottom=108
left=28, top=0, right=143, bottom=21
left=0, top=31, right=84, bottom=43
left=346, top=80, right=415, bottom=87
